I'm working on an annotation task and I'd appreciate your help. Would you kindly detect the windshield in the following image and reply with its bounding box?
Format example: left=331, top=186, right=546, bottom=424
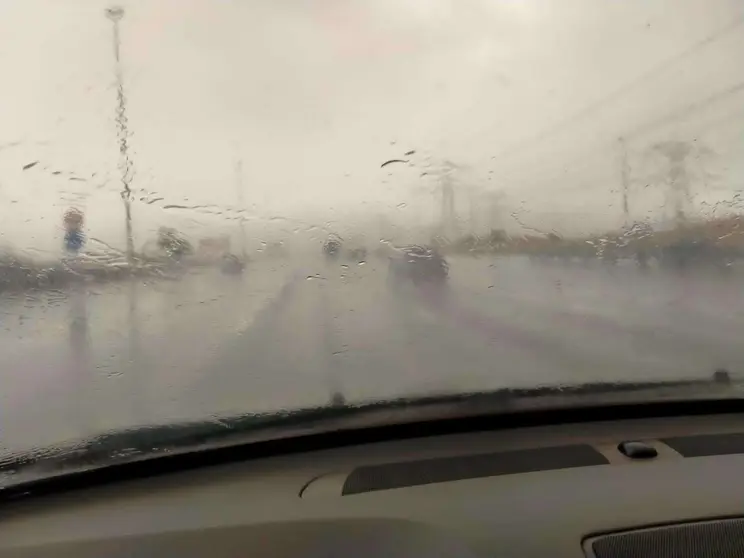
left=2, top=0, right=744, bottom=470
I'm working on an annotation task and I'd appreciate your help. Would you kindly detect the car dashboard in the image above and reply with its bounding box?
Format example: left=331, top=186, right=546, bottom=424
left=2, top=410, right=744, bottom=557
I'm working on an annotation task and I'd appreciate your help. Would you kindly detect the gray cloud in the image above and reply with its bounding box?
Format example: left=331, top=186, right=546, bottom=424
left=0, top=0, right=743, bottom=254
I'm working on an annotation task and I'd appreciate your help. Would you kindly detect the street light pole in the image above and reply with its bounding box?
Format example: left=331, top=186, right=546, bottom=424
left=234, top=159, right=248, bottom=261
left=618, top=137, right=631, bottom=226
left=106, top=6, right=135, bottom=263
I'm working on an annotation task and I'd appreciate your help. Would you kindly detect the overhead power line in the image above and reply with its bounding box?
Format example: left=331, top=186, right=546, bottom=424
left=492, top=80, right=744, bottom=194
left=472, top=13, right=744, bottom=167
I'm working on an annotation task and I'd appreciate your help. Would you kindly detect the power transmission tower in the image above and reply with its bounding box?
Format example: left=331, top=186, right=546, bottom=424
left=654, top=141, right=694, bottom=225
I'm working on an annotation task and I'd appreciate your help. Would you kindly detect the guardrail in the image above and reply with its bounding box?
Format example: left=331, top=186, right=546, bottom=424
left=0, top=256, right=179, bottom=293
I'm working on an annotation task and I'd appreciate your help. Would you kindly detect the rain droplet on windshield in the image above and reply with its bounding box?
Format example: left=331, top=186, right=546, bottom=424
left=380, top=159, right=408, bottom=169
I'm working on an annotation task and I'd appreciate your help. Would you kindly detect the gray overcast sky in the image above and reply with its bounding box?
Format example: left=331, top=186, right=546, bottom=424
left=1, top=0, right=743, bottom=254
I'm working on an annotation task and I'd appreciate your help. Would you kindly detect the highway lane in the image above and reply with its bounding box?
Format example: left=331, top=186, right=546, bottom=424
left=177, top=254, right=744, bottom=420
left=446, top=256, right=744, bottom=382
left=2, top=254, right=744, bottom=456
left=0, top=261, right=296, bottom=454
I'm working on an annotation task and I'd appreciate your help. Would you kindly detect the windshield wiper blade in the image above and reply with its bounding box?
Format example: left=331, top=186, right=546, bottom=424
left=1, top=370, right=740, bottom=484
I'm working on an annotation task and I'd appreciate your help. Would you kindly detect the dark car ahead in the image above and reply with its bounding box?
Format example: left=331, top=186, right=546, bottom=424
left=347, top=246, right=368, bottom=261
left=388, top=244, right=449, bottom=285
left=323, top=237, right=342, bottom=259
left=220, top=253, right=245, bottom=275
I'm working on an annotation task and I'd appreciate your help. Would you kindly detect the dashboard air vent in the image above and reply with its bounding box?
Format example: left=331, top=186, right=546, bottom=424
left=342, top=444, right=607, bottom=495
left=662, top=433, right=744, bottom=458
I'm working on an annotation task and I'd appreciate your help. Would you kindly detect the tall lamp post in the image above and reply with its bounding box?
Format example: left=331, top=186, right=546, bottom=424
left=106, top=6, right=135, bottom=262
left=234, top=159, right=248, bottom=262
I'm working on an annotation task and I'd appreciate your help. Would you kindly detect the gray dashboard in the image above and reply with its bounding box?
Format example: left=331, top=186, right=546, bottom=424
left=2, top=413, right=744, bottom=557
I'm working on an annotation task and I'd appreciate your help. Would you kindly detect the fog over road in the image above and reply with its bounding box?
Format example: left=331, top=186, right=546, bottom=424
left=2, top=255, right=743, bottom=455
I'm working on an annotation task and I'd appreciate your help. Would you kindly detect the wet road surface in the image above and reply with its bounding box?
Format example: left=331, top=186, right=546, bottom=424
left=1, top=255, right=743, bottom=455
